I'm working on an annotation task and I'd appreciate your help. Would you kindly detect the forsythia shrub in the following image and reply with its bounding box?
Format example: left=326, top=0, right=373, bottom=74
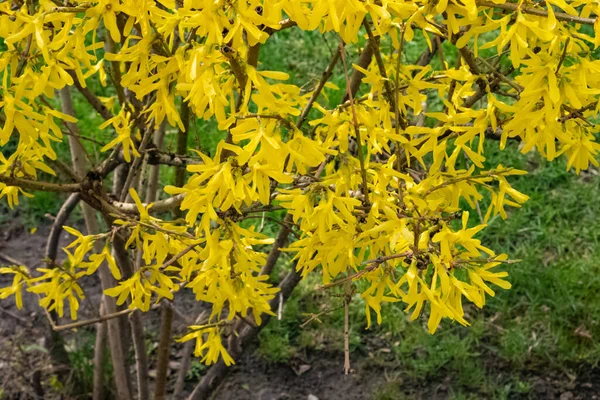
left=0, top=0, right=599, bottom=396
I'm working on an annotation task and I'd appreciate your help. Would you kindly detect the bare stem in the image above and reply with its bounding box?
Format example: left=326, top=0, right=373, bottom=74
left=477, top=1, right=597, bottom=25
left=339, top=38, right=370, bottom=205
left=296, top=47, right=342, bottom=128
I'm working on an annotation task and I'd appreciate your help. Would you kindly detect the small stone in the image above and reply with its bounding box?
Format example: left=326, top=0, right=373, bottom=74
left=560, top=391, right=574, bottom=400
left=295, top=364, right=311, bottom=375
left=307, top=395, right=319, bottom=400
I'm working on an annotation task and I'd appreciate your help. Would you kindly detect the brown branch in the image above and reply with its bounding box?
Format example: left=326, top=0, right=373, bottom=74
left=423, top=170, right=509, bottom=197
left=45, top=193, right=81, bottom=262
left=160, top=244, right=198, bottom=271
left=264, top=18, right=298, bottom=35
left=69, top=71, right=114, bottom=121
left=340, top=38, right=370, bottom=205
left=15, top=34, right=32, bottom=78
left=0, top=252, right=26, bottom=266
left=415, top=36, right=441, bottom=68
left=60, top=84, right=133, bottom=400
left=343, top=296, right=351, bottom=375
left=147, top=148, right=202, bottom=167
left=477, top=1, right=597, bottom=25
left=0, top=175, right=80, bottom=193
left=318, top=252, right=413, bottom=290
left=296, top=46, right=341, bottom=128
left=109, top=193, right=185, bottom=215
left=50, top=6, right=90, bottom=13
left=299, top=304, right=344, bottom=328
left=556, top=37, right=571, bottom=75
left=394, top=25, right=407, bottom=173
left=174, top=101, right=190, bottom=198
left=173, top=308, right=208, bottom=399
left=92, top=301, right=107, bottom=400
left=458, top=46, right=482, bottom=76
left=0, top=306, right=28, bottom=324
left=241, top=215, right=301, bottom=239
left=155, top=303, right=173, bottom=400
left=477, top=56, right=523, bottom=92
left=119, top=125, right=156, bottom=202
left=111, top=236, right=150, bottom=400
left=363, top=20, right=399, bottom=114
left=52, top=308, right=134, bottom=332
left=559, top=101, right=598, bottom=122
left=237, top=113, right=295, bottom=131
left=343, top=41, right=374, bottom=103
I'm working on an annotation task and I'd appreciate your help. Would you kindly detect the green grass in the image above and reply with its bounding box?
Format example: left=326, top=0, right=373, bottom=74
left=64, top=330, right=113, bottom=398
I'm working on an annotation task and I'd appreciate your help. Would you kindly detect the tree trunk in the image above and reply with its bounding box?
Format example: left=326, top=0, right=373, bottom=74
left=60, top=87, right=133, bottom=400
left=155, top=109, right=186, bottom=399
left=92, top=300, right=107, bottom=400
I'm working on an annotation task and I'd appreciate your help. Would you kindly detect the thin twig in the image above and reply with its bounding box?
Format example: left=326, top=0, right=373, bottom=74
left=0, top=307, right=29, bottom=324
left=556, top=37, right=571, bottom=75
left=343, top=296, right=350, bottom=375
left=0, top=175, right=80, bottom=193
left=51, top=308, right=134, bottom=332
left=296, top=47, right=342, bottom=128
left=363, top=19, right=398, bottom=113
left=339, top=37, right=370, bottom=205
left=318, top=252, right=412, bottom=290
left=0, top=252, right=27, bottom=266
left=299, top=304, right=344, bottom=328
left=477, top=56, right=523, bottom=92
left=237, top=114, right=295, bottom=131
left=477, top=1, right=597, bottom=25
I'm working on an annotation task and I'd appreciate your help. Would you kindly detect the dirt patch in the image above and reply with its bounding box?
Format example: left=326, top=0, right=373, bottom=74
left=213, top=351, right=380, bottom=400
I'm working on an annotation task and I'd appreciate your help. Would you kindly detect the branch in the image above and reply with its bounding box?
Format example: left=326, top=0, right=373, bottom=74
left=45, top=193, right=81, bottom=262
left=458, top=46, right=482, bottom=76
left=173, top=309, right=208, bottom=399
left=555, top=37, right=571, bottom=75
left=0, top=175, right=80, bottom=193
left=364, top=20, right=399, bottom=115
left=423, top=170, right=509, bottom=197
left=109, top=193, right=185, bottom=215
left=339, top=38, right=370, bottom=205
left=52, top=308, right=134, bottom=332
left=415, top=36, right=442, bottom=68
left=477, top=1, right=597, bottom=25
left=50, top=6, right=90, bottom=13
left=296, top=46, right=341, bottom=128
left=119, top=125, right=156, bottom=202
left=477, top=56, right=523, bottom=92
left=318, top=252, right=412, bottom=290
left=343, top=39, right=375, bottom=103
left=237, top=114, right=295, bottom=131
left=559, top=101, right=598, bottom=122
left=241, top=215, right=301, bottom=239
left=111, top=236, right=150, bottom=400
left=264, top=18, right=298, bottom=35
left=92, top=301, right=107, bottom=400
left=69, top=71, right=114, bottom=121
